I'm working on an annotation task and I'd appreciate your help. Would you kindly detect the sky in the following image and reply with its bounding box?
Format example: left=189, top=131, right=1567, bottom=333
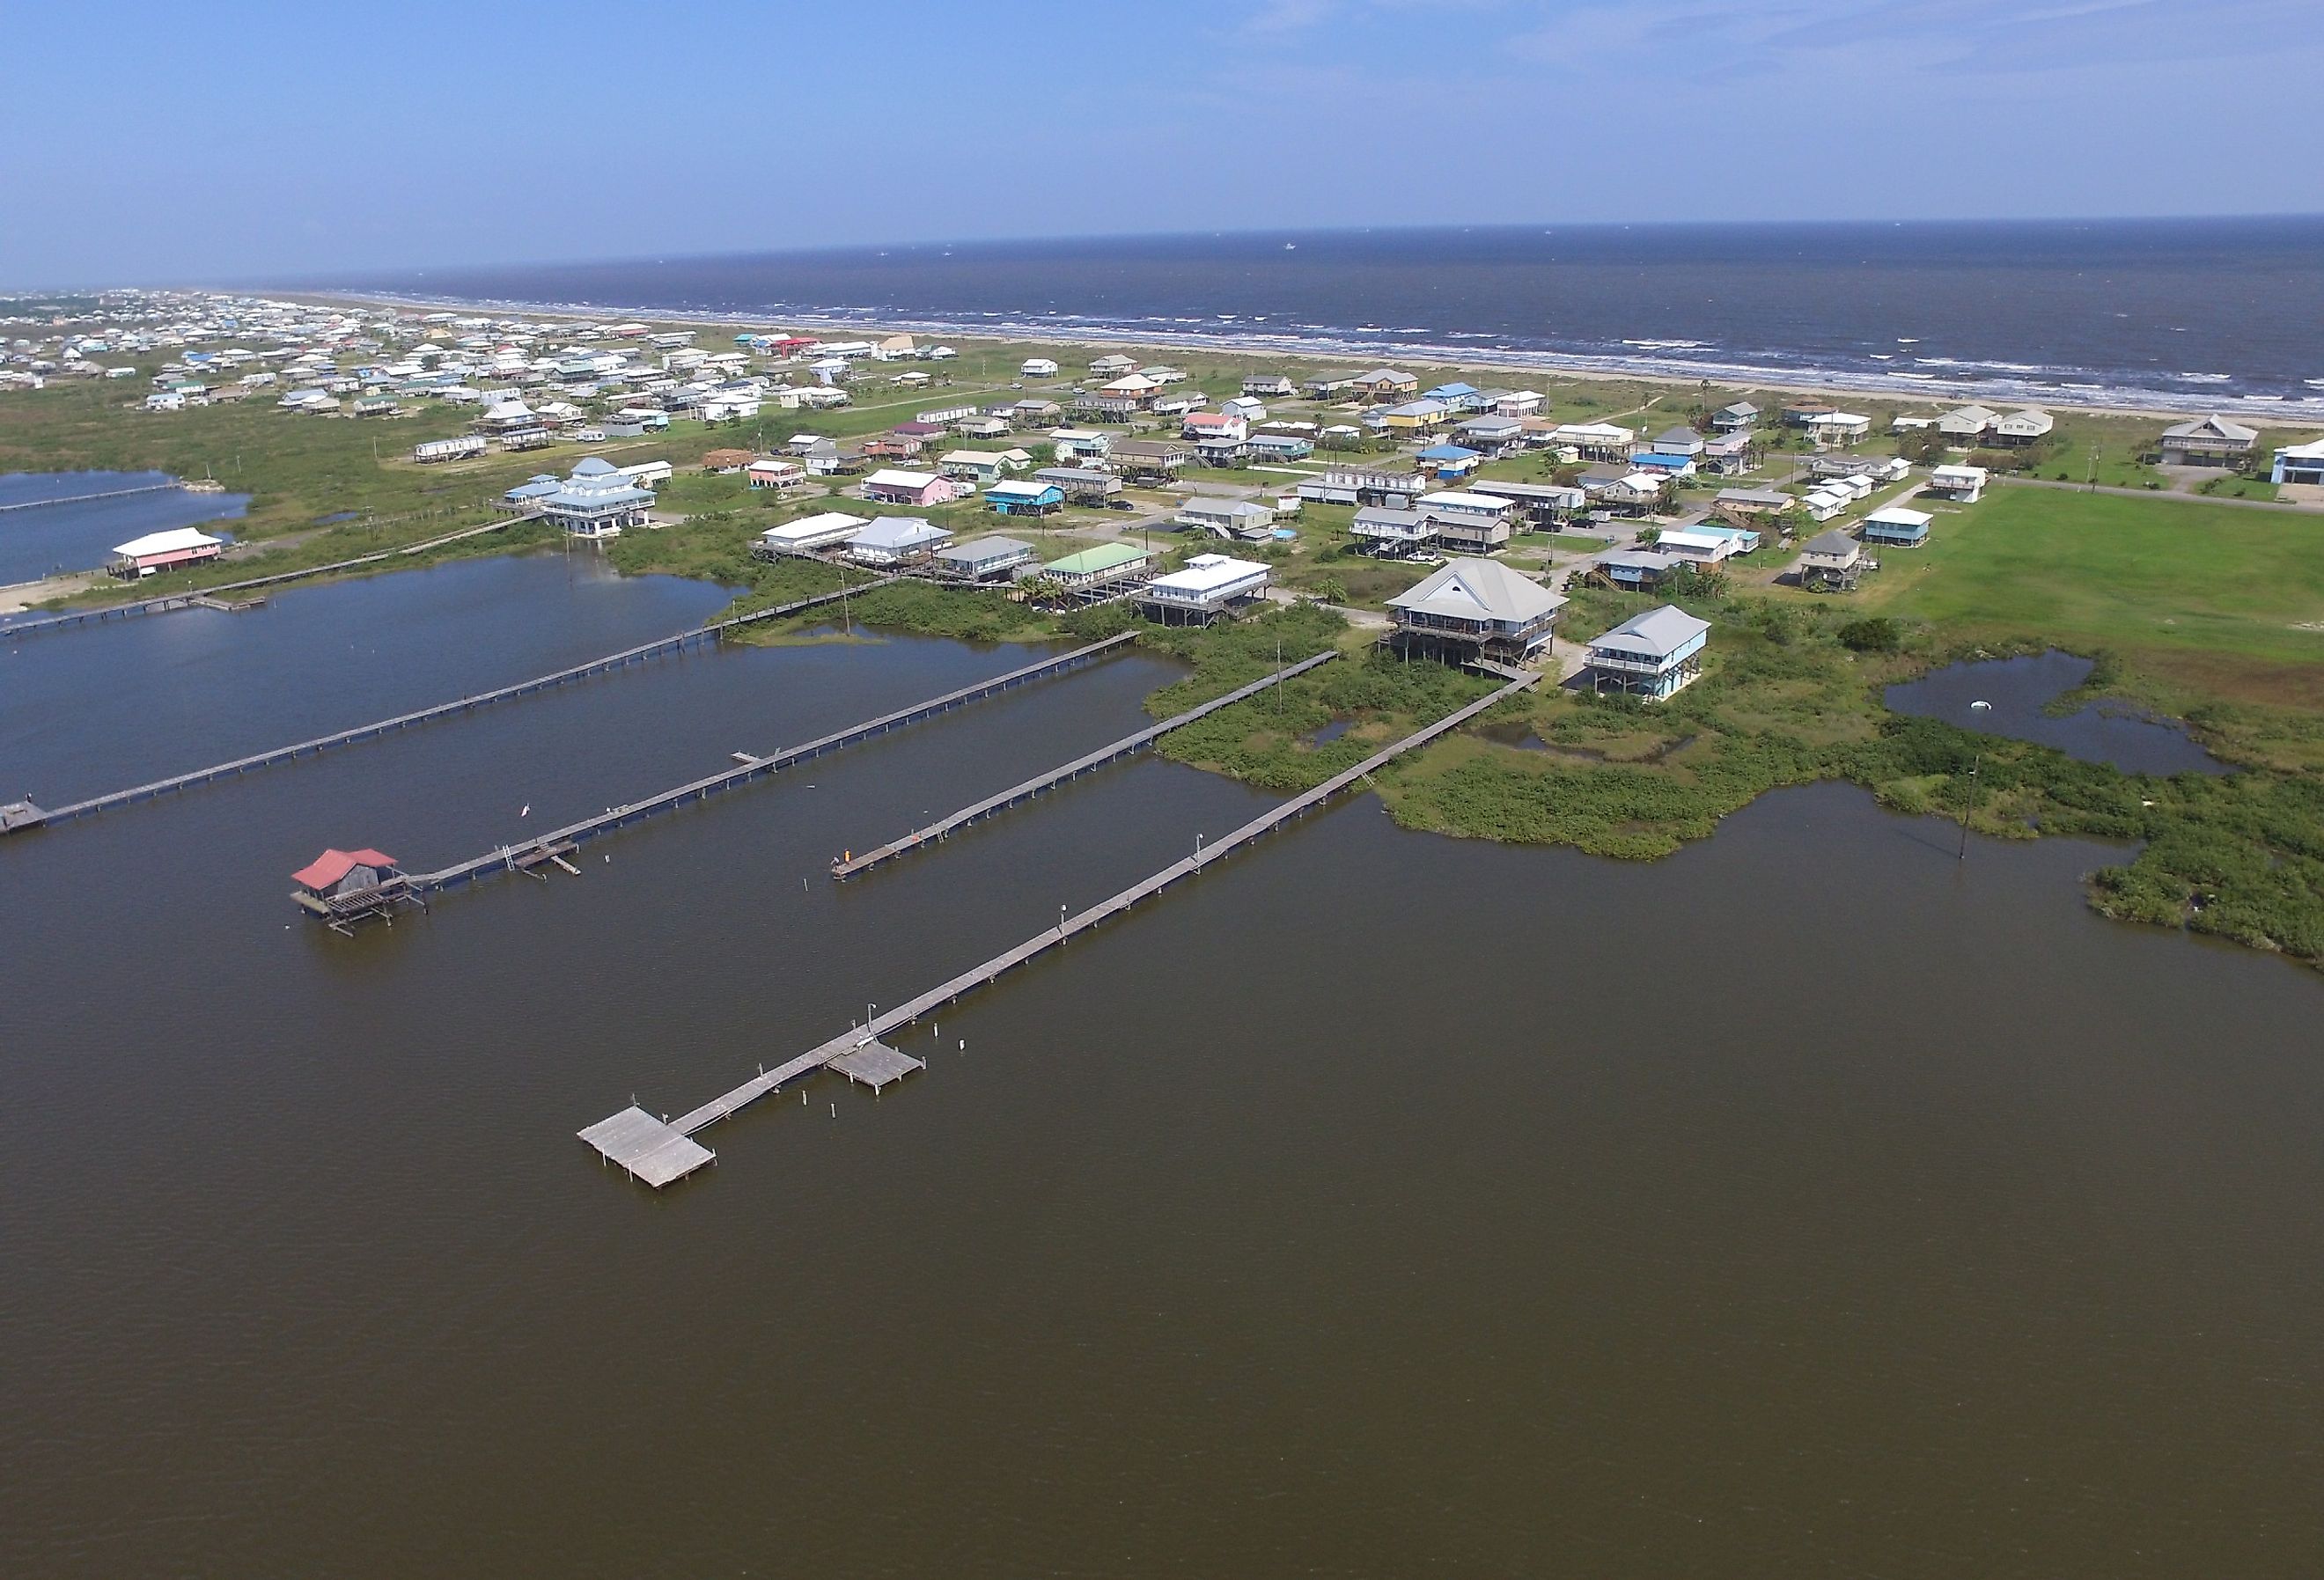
left=3, top=0, right=2320, bottom=289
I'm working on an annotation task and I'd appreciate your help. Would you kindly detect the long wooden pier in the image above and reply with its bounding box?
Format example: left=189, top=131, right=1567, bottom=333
left=584, top=668, right=1536, bottom=1187
left=413, top=631, right=1139, bottom=896
left=1, top=577, right=895, bottom=837
left=0, top=481, right=181, bottom=513
left=831, top=648, right=1340, bottom=879
left=0, top=518, right=522, bottom=642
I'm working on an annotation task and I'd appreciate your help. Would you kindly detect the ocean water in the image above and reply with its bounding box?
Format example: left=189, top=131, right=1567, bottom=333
left=337, top=217, right=2324, bottom=415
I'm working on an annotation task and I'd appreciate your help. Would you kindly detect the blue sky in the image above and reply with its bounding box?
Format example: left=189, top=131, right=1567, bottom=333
left=2, top=0, right=2319, bottom=288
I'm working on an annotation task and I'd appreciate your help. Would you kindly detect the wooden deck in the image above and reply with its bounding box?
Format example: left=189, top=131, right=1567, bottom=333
left=589, top=670, right=1538, bottom=1187
left=6, top=577, right=894, bottom=837
left=830, top=650, right=1339, bottom=879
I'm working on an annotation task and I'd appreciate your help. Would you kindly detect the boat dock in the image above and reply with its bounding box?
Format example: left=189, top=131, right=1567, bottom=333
left=830, top=648, right=1340, bottom=879
left=584, top=668, right=1537, bottom=1187
left=2, top=577, right=894, bottom=837
left=412, top=631, right=1138, bottom=897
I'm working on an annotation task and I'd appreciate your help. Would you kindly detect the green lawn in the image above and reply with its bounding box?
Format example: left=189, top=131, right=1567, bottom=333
left=1874, top=486, right=2324, bottom=687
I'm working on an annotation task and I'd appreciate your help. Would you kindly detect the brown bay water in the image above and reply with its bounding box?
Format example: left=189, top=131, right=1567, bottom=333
left=3, top=555, right=2321, bottom=1576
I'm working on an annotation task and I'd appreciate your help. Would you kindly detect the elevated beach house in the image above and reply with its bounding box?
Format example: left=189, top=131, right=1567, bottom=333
left=1585, top=606, right=1710, bottom=700
left=985, top=480, right=1064, bottom=517
left=754, top=511, right=868, bottom=557
left=934, top=534, right=1037, bottom=582
left=1039, top=541, right=1153, bottom=592
left=845, top=516, right=953, bottom=567
left=542, top=456, right=655, bottom=539
left=862, top=468, right=966, bottom=507
left=1860, top=504, right=1933, bottom=547
left=2159, top=415, right=2258, bottom=467
left=1138, top=553, right=1270, bottom=624
left=1794, top=527, right=1864, bottom=592
left=108, top=527, right=224, bottom=577
left=2271, top=437, right=2324, bottom=485
left=1385, top=557, right=1565, bottom=666
left=1923, top=463, right=1988, bottom=503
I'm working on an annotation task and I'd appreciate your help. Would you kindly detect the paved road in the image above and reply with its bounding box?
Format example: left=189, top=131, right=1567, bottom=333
left=1997, top=474, right=2324, bottom=514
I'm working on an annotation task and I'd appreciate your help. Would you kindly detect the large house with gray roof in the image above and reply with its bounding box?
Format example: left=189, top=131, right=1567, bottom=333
left=1385, top=557, right=1566, bottom=666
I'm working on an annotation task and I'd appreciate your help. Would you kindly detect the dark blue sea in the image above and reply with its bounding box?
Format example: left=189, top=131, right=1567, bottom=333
left=333, top=217, right=2324, bottom=416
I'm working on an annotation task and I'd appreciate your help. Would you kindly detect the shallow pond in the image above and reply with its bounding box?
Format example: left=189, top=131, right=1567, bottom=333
left=1884, top=650, right=2231, bottom=776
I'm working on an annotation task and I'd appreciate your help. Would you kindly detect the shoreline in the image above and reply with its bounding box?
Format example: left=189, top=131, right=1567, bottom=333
left=310, top=286, right=2324, bottom=429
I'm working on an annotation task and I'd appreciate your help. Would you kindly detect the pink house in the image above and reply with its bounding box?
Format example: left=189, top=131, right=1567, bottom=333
left=1183, top=411, right=1249, bottom=442
left=861, top=467, right=967, bottom=507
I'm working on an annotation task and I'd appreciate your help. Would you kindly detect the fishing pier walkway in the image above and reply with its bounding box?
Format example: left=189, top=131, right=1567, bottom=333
left=584, top=668, right=1537, bottom=1187
left=0, top=518, right=524, bottom=642
left=0, top=481, right=182, bottom=513
left=412, top=632, right=1137, bottom=896
left=1, top=577, right=897, bottom=836
left=831, top=648, right=1340, bottom=879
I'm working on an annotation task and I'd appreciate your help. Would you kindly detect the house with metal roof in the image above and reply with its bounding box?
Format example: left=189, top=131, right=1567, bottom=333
left=1924, top=463, right=1989, bottom=503
left=1992, top=408, right=2055, bottom=445
left=985, top=480, right=1064, bottom=517
left=1386, top=556, right=1565, bottom=665
left=108, top=527, right=225, bottom=577
left=1861, top=504, right=1934, bottom=547
left=541, top=456, right=655, bottom=540
left=1600, top=549, right=1680, bottom=591
left=845, top=517, right=953, bottom=566
left=1139, top=554, right=1270, bottom=623
left=1177, top=498, right=1277, bottom=539
left=1416, top=443, right=1482, bottom=481
left=1795, top=528, right=1864, bottom=591
left=1711, top=401, right=1759, bottom=431
left=754, top=511, right=868, bottom=557
left=1351, top=504, right=1439, bottom=558
left=935, top=535, right=1037, bottom=581
left=1585, top=606, right=1710, bottom=700
left=862, top=468, right=966, bottom=507
left=1040, top=541, right=1152, bottom=588
left=2270, top=437, right=2324, bottom=485
left=2159, top=414, right=2258, bottom=467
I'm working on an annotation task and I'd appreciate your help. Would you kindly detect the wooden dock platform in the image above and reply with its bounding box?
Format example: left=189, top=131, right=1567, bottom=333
left=577, top=1106, right=717, bottom=1187
left=409, top=631, right=1138, bottom=898
left=4, top=577, right=894, bottom=837
left=830, top=649, right=1339, bottom=879
left=586, top=669, right=1537, bottom=1187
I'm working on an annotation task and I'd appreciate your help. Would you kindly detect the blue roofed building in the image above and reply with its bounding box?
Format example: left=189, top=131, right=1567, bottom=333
left=1416, top=443, right=1482, bottom=481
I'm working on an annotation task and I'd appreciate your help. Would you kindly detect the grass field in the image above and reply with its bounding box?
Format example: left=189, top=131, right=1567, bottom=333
left=1867, top=487, right=2324, bottom=701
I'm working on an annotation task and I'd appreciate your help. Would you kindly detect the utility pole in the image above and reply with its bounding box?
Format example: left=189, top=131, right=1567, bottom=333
left=1957, top=750, right=1979, bottom=862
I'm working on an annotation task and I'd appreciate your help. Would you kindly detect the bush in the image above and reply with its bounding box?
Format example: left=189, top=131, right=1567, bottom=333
left=1835, top=616, right=1901, bottom=653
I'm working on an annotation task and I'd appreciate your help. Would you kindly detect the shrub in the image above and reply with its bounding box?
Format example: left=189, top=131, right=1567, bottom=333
left=1835, top=616, right=1901, bottom=653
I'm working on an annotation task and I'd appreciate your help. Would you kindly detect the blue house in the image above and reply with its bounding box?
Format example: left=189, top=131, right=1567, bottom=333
left=1423, top=382, right=1486, bottom=412
left=1629, top=452, right=1699, bottom=475
left=1247, top=432, right=1314, bottom=461
left=1860, top=505, right=1932, bottom=547
left=1416, top=443, right=1482, bottom=481
left=986, top=480, right=1064, bottom=517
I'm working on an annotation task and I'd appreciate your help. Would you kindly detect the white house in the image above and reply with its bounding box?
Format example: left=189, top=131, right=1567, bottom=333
left=1020, top=356, right=1059, bottom=378
left=1138, top=554, right=1269, bottom=623
left=1925, top=463, right=1989, bottom=503
left=845, top=517, right=953, bottom=566
left=541, top=456, right=655, bottom=540
left=755, top=511, right=868, bottom=555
